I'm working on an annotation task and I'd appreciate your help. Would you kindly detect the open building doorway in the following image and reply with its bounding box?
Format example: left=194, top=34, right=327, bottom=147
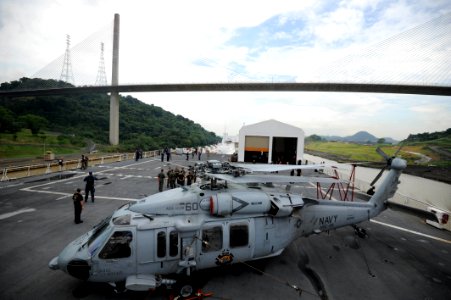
left=244, top=136, right=269, bottom=163
left=272, top=137, right=297, bottom=164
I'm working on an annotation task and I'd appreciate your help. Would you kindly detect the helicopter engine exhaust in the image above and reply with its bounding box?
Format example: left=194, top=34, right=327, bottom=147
left=209, top=192, right=271, bottom=216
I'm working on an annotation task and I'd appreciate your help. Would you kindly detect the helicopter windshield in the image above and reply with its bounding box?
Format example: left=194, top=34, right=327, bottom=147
left=87, top=215, right=112, bottom=255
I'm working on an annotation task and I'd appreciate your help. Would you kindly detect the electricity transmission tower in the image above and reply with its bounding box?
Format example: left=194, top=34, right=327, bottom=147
left=95, top=42, right=108, bottom=85
left=60, top=34, right=75, bottom=84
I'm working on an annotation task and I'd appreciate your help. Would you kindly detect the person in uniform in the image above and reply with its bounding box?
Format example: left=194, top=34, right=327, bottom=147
left=83, top=155, right=89, bottom=169
left=166, top=167, right=172, bottom=189
left=81, top=155, right=86, bottom=170
left=158, top=168, right=166, bottom=192
left=84, top=171, right=98, bottom=202
left=177, top=167, right=185, bottom=186
left=169, top=168, right=177, bottom=189
left=72, top=188, right=84, bottom=224
left=297, top=160, right=302, bottom=176
left=186, top=170, right=194, bottom=186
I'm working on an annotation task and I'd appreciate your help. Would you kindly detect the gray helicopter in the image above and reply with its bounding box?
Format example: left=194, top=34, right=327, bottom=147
left=49, top=148, right=406, bottom=297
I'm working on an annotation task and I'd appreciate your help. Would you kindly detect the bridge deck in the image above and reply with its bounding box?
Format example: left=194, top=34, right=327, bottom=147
left=1, top=82, right=451, bottom=97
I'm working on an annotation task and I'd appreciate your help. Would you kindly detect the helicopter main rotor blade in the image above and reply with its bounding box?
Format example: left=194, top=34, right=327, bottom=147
left=207, top=173, right=347, bottom=184
left=230, top=163, right=327, bottom=173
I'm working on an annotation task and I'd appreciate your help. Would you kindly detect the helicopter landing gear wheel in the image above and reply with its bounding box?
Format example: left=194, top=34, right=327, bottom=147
left=174, top=277, right=197, bottom=299
left=113, top=281, right=126, bottom=293
left=352, top=224, right=368, bottom=239
left=179, top=284, right=194, bottom=298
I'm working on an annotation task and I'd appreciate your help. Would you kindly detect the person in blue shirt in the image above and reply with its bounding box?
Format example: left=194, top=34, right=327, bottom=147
left=83, top=171, right=98, bottom=202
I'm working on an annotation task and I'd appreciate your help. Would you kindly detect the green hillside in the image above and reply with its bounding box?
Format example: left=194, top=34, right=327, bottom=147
left=0, top=78, right=220, bottom=155
left=305, top=130, right=451, bottom=184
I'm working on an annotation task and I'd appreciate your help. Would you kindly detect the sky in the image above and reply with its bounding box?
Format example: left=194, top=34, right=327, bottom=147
left=1, top=0, right=450, bottom=140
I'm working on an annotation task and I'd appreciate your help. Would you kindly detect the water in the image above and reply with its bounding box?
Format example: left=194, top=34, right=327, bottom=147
left=304, top=154, right=451, bottom=212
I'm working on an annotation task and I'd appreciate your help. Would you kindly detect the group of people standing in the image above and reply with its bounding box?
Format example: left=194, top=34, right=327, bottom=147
left=187, top=147, right=203, bottom=161
left=158, top=166, right=196, bottom=192
left=161, top=147, right=171, bottom=162
left=135, top=148, right=143, bottom=161
left=72, top=148, right=205, bottom=223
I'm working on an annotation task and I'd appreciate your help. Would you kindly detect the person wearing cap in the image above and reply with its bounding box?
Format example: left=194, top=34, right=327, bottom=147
left=72, top=188, right=84, bottom=224
left=83, top=171, right=98, bottom=202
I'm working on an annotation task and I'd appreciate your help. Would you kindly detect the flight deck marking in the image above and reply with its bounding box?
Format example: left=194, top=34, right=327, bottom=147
left=20, top=159, right=155, bottom=201
left=0, top=182, right=24, bottom=189
left=22, top=189, right=137, bottom=201
left=0, top=208, right=36, bottom=220
left=371, top=219, right=451, bottom=244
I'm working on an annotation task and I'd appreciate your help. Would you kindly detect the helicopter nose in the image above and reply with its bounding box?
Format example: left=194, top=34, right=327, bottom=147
left=66, top=259, right=91, bottom=280
left=49, top=256, right=59, bottom=270
left=49, top=256, right=90, bottom=280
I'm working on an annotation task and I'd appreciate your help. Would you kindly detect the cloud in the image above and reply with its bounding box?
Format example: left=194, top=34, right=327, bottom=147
left=0, top=0, right=450, bottom=141
left=408, top=103, right=451, bottom=133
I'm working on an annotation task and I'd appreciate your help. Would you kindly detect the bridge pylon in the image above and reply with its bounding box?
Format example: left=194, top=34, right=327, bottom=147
left=109, top=13, right=120, bottom=145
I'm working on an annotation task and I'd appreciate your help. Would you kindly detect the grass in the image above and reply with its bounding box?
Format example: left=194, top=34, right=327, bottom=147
left=305, top=141, right=451, bottom=167
left=0, top=129, right=85, bottom=159
left=305, top=142, right=394, bottom=161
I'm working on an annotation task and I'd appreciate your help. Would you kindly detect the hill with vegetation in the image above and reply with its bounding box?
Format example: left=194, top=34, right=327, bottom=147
left=314, top=131, right=398, bottom=144
left=0, top=78, right=221, bottom=155
left=305, top=128, right=451, bottom=184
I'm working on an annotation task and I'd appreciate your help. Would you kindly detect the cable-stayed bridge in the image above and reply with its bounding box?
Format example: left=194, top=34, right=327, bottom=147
left=1, top=13, right=451, bottom=144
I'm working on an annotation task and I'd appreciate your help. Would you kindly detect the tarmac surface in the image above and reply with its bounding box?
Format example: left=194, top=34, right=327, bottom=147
left=0, top=153, right=450, bottom=300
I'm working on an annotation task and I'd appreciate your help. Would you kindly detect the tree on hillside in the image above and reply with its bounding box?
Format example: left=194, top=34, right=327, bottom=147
left=306, top=134, right=323, bottom=142
left=0, top=106, right=20, bottom=133
left=18, top=114, right=48, bottom=134
left=1, top=78, right=221, bottom=149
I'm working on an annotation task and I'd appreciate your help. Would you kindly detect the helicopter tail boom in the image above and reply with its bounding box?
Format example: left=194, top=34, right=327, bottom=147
left=367, top=157, right=406, bottom=218
left=295, top=157, right=406, bottom=236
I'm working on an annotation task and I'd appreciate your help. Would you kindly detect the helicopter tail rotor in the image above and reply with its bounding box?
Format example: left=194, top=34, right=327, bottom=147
left=370, top=146, right=403, bottom=187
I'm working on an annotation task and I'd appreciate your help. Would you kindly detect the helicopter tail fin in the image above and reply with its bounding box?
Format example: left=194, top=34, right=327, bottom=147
left=368, top=157, right=406, bottom=218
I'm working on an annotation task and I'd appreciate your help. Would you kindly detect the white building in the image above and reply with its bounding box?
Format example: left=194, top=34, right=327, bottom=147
left=237, top=119, right=305, bottom=164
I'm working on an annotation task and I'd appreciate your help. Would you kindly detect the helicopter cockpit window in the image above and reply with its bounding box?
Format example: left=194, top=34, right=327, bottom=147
left=157, top=231, right=166, bottom=258
left=202, top=226, right=223, bottom=252
left=99, top=231, right=133, bottom=259
left=230, top=224, right=248, bottom=248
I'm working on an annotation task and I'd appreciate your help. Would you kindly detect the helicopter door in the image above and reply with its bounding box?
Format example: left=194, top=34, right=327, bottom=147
left=153, top=227, right=180, bottom=274
left=226, top=219, right=253, bottom=263
left=197, top=223, right=225, bottom=269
